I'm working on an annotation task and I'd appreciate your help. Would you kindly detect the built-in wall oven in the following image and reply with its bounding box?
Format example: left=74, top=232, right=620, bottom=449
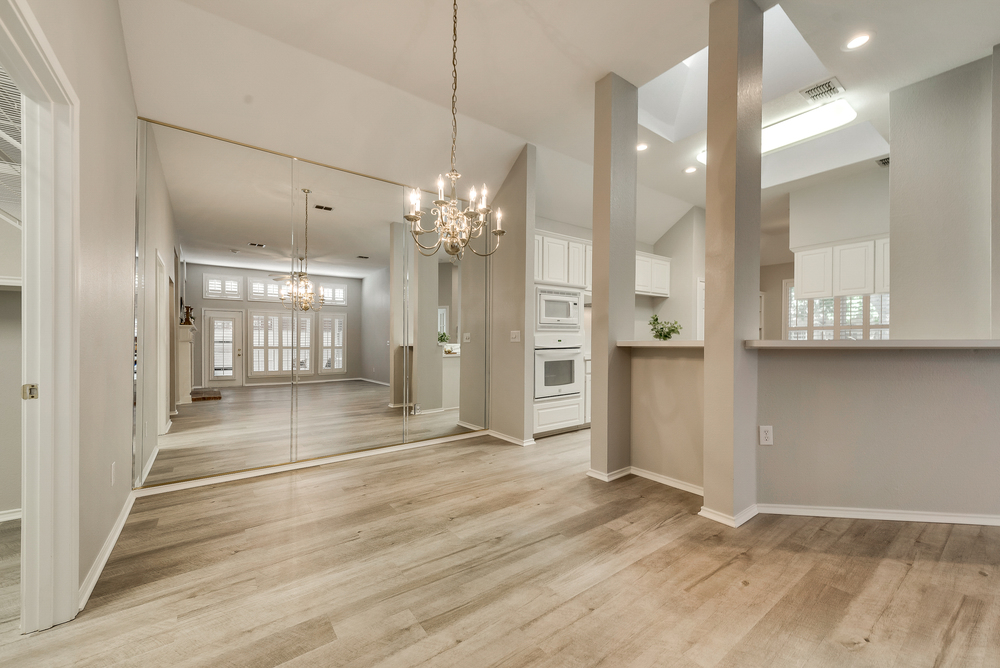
left=536, top=287, right=583, bottom=331
left=534, top=347, right=584, bottom=400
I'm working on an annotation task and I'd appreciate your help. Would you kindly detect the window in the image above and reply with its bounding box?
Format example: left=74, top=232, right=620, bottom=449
left=204, top=273, right=242, bottom=300
left=249, top=311, right=302, bottom=376
left=437, top=307, right=449, bottom=335
left=248, top=278, right=282, bottom=302
left=212, top=318, right=234, bottom=377
left=319, top=283, right=346, bottom=306
left=319, top=313, right=346, bottom=374
left=784, top=280, right=889, bottom=340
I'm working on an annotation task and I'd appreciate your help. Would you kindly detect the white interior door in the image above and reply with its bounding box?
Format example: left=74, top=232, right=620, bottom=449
left=205, top=310, right=244, bottom=387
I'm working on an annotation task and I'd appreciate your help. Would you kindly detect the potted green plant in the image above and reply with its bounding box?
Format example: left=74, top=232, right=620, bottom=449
left=649, top=315, right=682, bottom=341
left=438, top=331, right=450, bottom=344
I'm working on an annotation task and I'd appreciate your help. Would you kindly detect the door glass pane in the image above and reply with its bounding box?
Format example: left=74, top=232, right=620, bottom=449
left=544, top=359, right=575, bottom=386
left=212, top=319, right=234, bottom=377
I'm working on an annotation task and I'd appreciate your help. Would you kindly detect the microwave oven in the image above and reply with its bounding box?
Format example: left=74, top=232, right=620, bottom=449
left=536, top=287, right=582, bottom=331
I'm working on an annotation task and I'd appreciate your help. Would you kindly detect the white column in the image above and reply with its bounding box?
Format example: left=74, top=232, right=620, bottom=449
left=701, top=0, right=763, bottom=526
left=589, top=73, right=637, bottom=480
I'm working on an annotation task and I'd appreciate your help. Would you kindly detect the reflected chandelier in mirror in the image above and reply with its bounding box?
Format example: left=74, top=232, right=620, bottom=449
left=274, top=188, right=324, bottom=311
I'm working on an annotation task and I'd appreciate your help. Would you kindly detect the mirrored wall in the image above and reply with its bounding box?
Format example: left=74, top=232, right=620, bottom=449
left=132, top=120, right=488, bottom=487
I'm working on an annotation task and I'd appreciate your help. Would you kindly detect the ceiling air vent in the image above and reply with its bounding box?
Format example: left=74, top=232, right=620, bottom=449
left=799, top=77, right=845, bottom=103
left=247, top=242, right=266, bottom=248
left=877, top=157, right=890, bottom=168
left=314, top=205, right=333, bottom=211
left=356, top=255, right=369, bottom=260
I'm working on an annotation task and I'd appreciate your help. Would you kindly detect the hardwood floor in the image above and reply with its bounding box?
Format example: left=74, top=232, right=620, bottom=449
left=147, top=381, right=474, bottom=485
left=0, top=520, right=17, bottom=638
left=4, top=430, right=1000, bottom=666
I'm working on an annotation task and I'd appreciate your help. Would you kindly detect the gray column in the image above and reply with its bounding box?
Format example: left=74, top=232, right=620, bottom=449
left=702, top=0, right=762, bottom=526
left=590, top=73, right=637, bottom=479
left=993, top=44, right=1000, bottom=338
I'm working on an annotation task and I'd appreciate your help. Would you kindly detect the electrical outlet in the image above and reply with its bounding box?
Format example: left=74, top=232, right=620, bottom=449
left=111, top=462, right=116, bottom=486
left=463, top=332, right=471, bottom=343
left=759, top=426, right=773, bottom=446
left=510, top=330, right=521, bottom=343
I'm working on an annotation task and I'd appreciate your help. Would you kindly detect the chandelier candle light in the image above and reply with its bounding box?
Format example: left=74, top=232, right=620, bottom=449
left=404, top=0, right=505, bottom=258
left=279, top=188, right=323, bottom=312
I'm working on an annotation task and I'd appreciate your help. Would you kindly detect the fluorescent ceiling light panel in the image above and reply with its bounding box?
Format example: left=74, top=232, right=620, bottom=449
left=761, top=99, right=857, bottom=153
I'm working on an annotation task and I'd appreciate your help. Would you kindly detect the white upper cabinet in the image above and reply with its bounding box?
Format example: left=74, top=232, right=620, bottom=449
left=568, top=241, right=586, bottom=287
left=585, top=244, right=593, bottom=291
left=833, top=240, right=875, bottom=296
left=542, top=236, right=569, bottom=285
left=650, top=257, right=670, bottom=297
left=794, top=247, right=833, bottom=298
left=635, top=254, right=652, bottom=294
left=534, top=235, right=543, bottom=282
left=874, top=237, right=890, bottom=293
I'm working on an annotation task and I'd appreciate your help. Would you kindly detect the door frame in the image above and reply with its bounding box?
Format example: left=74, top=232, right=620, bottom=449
left=201, top=308, right=245, bottom=388
left=0, top=0, right=82, bottom=632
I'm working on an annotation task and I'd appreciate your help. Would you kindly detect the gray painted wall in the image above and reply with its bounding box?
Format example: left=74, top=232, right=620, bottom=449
left=459, top=233, right=488, bottom=430
left=758, top=350, right=1000, bottom=515
left=760, top=262, right=793, bottom=340
left=25, top=0, right=141, bottom=582
left=788, top=168, right=889, bottom=251
left=536, top=216, right=592, bottom=242
left=489, top=144, right=536, bottom=442
left=0, top=224, right=19, bottom=279
left=891, top=57, right=993, bottom=339
left=361, top=267, right=390, bottom=383
left=411, top=248, right=442, bottom=412
left=630, top=349, right=703, bottom=489
left=0, top=291, right=20, bottom=514
left=185, top=263, right=363, bottom=385
left=650, top=206, right=705, bottom=341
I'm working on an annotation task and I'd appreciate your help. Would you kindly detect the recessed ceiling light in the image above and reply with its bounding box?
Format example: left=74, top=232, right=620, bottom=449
left=637, top=143, right=648, bottom=151
left=684, top=166, right=697, bottom=174
left=762, top=99, right=857, bottom=153
left=846, top=34, right=870, bottom=50
left=696, top=151, right=707, bottom=165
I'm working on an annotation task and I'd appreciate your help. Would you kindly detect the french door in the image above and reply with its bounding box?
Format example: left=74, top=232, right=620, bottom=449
left=204, top=310, right=245, bottom=387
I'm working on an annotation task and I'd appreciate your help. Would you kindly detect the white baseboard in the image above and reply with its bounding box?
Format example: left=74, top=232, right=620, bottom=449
left=358, top=378, right=389, bottom=387
left=456, top=420, right=484, bottom=431
left=586, top=467, right=631, bottom=482
left=756, top=503, right=1000, bottom=527
left=79, top=491, right=136, bottom=611
left=487, top=430, right=535, bottom=447
left=139, top=444, right=160, bottom=483
left=699, top=504, right=758, bottom=528
left=629, top=467, right=704, bottom=496
left=135, top=430, right=487, bottom=496
left=414, top=407, right=445, bottom=415
left=0, top=508, right=21, bottom=522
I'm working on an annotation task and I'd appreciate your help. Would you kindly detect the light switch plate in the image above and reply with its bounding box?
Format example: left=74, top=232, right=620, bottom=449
left=510, top=330, right=521, bottom=343
left=759, top=426, right=773, bottom=446
left=462, top=333, right=471, bottom=343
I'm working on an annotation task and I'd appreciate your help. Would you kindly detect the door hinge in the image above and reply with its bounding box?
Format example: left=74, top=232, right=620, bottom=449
left=22, top=383, right=38, bottom=400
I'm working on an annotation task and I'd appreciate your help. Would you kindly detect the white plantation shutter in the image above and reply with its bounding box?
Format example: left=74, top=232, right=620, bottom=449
left=248, top=278, right=282, bottom=302
left=250, top=311, right=301, bottom=376
left=320, top=283, right=346, bottom=306
left=297, top=316, right=311, bottom=372
left=783, top=279, right=889, bottom=341
left=319, top=313, right=346, bottom=374
left=204, top=273, right=242, bottom=300
left=251, top=315, right=266, bottom=373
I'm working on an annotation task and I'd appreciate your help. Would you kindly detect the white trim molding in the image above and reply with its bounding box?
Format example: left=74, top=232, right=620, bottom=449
left=0, top=275, right=21, bottom=287
left=139, top=445, right=160, bottom=485
left=629, top=467, right=704, bottom=496
left=456, top=420, right=484, bottom=431
left=699, top=505, right=759, bottom=528
left=487, top=430, right=535, bottom=447
left=756, top=504, right=1000, bottom=527
left=78, top=491, right=135, bottom=612
left=0, top=508, right=21, bottom=522
left=586, top=467, right=631, bottom=483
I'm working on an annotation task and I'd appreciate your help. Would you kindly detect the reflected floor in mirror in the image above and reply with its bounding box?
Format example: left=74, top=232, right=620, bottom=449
left=0, top=520, right=18, bottom=637
left=145, top=381, right=475, bottom=486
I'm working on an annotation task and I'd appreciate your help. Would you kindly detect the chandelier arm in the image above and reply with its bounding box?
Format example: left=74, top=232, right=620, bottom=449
left=412, top=233, right=443, bottom=252
left=416, top=237, right=444, bottom=256
left=467, top=233, right=502, bottom=257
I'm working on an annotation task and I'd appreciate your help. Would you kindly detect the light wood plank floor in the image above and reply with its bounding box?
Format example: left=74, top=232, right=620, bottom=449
left=0, top=520, right=18, bottom=638
left=5, top=430, right=1000, bottom=666
left=147, top=381, right=474, bottom=485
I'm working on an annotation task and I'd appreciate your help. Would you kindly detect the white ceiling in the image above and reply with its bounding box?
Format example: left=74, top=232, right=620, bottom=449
left=151, top=124, right=402, bottom=278
left=120, top=0, right=1000, bottom=261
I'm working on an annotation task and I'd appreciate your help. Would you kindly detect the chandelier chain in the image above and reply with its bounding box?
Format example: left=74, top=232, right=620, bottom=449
left=451, top=0, right=458, bottom=174
left=303, top=189, right=309, bottom=275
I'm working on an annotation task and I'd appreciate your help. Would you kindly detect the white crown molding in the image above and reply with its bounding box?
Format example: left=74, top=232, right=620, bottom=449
left=757, top=504, right=1000, bottom=527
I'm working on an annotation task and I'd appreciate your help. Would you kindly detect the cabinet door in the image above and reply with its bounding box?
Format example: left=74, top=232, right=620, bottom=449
left=874, top=237, right=889, bottom=293
left=585, top=373, right=592, bottom=424
left=533, top=235, right=543, bottom=282
left=650, top=257, right=670, bottom=296
left=585, top=244, right=593, bottom=291
left=635, top=254, right=652, bottom=294
left=543, top=236, right=569, bottom=284
left=794, top=247, right=833, bottom=299
left=568, top=241, right=586, bottom=287
left=833, top=241, right=875, bottom=296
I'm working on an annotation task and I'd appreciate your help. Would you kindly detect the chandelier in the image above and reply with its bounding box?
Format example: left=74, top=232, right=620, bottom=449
left=404, top=0, right=504, bottom=258
left=278, top=188, right=323, bottom=311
